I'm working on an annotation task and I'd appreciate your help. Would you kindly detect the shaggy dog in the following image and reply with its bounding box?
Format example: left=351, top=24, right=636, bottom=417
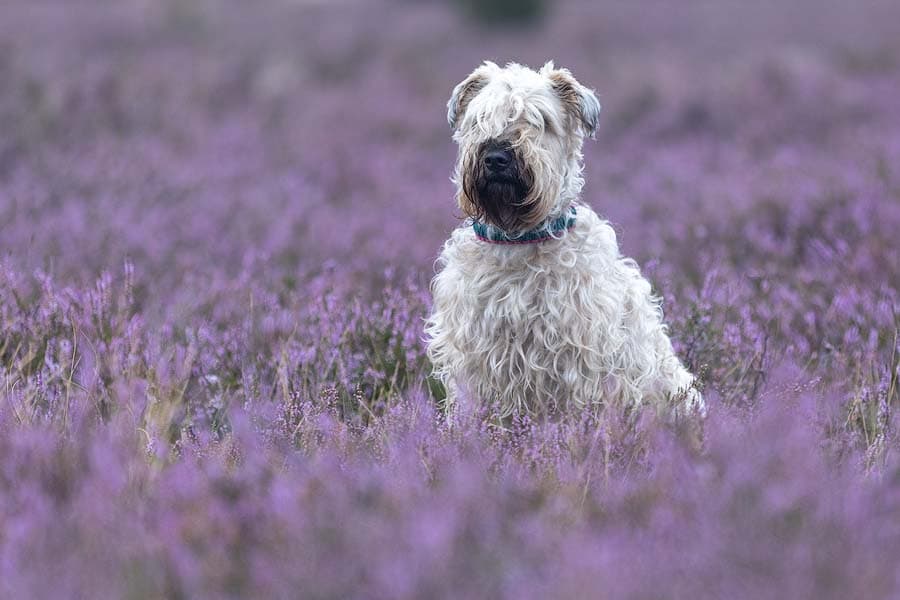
left=425, top=61, right=703, bottom=420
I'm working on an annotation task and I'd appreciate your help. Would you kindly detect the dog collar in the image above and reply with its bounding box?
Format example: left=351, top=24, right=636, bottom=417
left=473, top=206, right=577, bottom=245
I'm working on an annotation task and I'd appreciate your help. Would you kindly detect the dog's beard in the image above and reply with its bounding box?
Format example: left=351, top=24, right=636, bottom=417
left=462, top=151, right=536, bottom=232
left=475, top=177, right=531, bottom=231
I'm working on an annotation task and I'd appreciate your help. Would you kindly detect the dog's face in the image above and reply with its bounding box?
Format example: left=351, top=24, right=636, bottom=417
left=448, top=61, right=600, bottom=233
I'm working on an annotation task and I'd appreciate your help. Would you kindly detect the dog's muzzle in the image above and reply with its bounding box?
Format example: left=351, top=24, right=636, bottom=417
left=471, top=140, right=533, bottom=230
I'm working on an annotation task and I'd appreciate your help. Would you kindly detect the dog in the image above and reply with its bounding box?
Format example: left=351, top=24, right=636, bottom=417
left=425, top=61, right=703, bottom=420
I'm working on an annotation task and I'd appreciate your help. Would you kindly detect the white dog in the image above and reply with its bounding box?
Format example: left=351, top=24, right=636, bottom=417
left=425, top=61, right=703, bottom=420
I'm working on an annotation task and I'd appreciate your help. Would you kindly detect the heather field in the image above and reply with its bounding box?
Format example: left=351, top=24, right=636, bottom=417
left=1, top=1, right=899, bottom=598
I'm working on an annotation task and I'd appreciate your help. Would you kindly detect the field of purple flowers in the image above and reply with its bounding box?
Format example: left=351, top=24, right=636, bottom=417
left=1, top=0, right=899, bottom=597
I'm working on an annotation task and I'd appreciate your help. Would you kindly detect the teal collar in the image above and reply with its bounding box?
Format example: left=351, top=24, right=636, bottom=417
left=473, top=206, right=577, bottom=245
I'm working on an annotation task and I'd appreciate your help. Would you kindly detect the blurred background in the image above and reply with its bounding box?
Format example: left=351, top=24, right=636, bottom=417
left=2, top=0, right=899, bottom=297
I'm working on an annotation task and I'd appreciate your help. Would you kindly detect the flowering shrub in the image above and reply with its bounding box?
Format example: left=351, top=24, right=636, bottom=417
left=0, top=1, right=898, bottom=597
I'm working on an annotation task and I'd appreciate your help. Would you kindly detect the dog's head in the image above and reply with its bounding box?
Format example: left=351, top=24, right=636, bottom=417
left=447, top=61, right=600, bottom=233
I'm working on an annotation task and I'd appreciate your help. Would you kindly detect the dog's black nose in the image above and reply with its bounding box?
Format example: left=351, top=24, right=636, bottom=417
left=484, top=148, right=512, bottom=172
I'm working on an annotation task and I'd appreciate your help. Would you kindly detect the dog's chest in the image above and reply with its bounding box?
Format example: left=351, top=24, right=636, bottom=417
left=452, top=249, right=600, bottom=359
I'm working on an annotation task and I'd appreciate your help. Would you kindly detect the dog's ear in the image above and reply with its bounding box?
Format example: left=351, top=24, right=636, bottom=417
left=447, top=62, right=495, bottom=130
left=542, top=62, right=601, bottom=138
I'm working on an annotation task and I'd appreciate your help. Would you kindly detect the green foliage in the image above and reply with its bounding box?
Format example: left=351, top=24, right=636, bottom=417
left=454, top=0, right=548, bottom=27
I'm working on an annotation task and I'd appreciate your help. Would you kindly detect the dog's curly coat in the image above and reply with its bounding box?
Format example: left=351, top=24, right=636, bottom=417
left=425, top=61, right=703, bottom=419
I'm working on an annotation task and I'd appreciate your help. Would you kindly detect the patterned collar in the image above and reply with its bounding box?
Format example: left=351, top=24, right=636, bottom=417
left=472, top=206, right=577, bottom=245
